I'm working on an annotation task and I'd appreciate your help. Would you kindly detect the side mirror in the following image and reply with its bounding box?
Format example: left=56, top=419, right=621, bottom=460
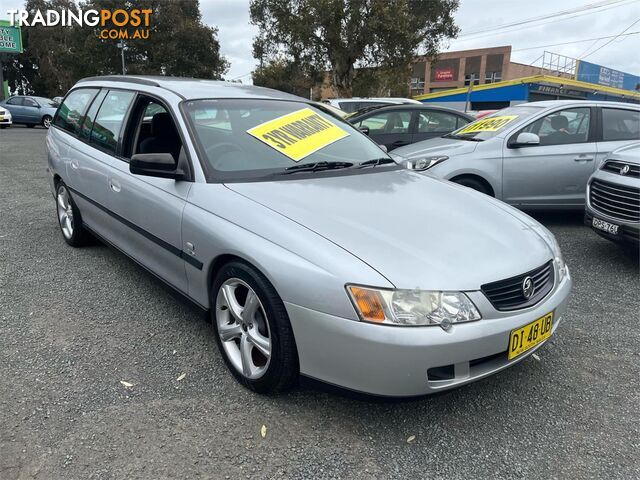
left=510, top=132, right=540, bottom=148
left=379, top=144, right=388, bottom=153
left=358, top=125, right=370, bottom=136
left=130, top=153, right=184, bottom=180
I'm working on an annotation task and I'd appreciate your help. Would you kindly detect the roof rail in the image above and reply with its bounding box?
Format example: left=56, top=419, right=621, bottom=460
left=77, top=76, right=161, bottom=87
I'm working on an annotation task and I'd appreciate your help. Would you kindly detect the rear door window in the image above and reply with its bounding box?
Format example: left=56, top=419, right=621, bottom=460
left=54, top=88, right=99, bottom=135
left=357, top=110, right=412, bottom=134
left=418, top=111, right=463, bottom=133
left=7, top=97, right=23, bottom=105
left=90, top=90, right=135, bottom=154
left=601, top=108, right=640, bottom=141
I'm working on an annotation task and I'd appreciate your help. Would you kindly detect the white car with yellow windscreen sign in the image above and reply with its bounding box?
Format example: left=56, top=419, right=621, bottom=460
left=392, top=100, right=640, bottom=209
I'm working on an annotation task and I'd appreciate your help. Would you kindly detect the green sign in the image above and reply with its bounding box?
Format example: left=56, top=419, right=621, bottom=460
left=0, top=19, right=23, bottom=54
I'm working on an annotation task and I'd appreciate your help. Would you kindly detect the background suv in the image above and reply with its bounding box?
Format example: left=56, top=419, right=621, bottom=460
left=585, top=142, right=640, bottom=251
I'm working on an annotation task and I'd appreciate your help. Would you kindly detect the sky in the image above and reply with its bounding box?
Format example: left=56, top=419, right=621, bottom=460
left=3, top=0, right=640, bottom=82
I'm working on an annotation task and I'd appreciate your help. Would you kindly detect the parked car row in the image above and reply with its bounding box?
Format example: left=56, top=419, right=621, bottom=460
left=47, top=76, right=573, bottom=398
left=0, top=95, right=59, bottom=129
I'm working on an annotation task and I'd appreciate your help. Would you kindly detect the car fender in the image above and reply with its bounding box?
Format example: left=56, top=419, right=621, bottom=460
left=182, top=183, right=394, bottom=319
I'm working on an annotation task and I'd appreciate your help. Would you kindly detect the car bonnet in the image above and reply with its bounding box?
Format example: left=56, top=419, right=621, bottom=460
left=225, top=169, right=552, bottom=291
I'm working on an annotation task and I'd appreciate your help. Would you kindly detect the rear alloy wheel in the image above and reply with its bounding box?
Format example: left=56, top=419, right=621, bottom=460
left=212, top=261, right=298, bottom=393
left=55, top=182, right=92, bottom=247
left=42, top=115, right=52, bottom=129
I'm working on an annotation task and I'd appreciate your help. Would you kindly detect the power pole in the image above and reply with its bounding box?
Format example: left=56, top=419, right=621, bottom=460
left=117, top=41, right=127, bottom=75
left=464, top=73, right=475, bottom=113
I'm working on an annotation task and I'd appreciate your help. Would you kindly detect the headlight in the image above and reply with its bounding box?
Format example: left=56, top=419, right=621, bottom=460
left=551, top=237, right=567, bottom=282
left=347, top=285, right=481, bottom=330
left=537, top=227, right=567, bottom=282
left=410, top=155, right=449, bottom=171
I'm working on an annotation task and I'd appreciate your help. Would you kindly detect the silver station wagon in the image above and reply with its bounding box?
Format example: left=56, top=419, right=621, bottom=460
left=47, top=76, right=572, bottom=396
left=393, top=100, right=640, bottom=209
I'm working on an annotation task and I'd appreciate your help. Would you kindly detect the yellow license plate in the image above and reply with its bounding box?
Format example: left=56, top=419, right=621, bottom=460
left=508, top=312, right=553, bottom=360
left=0, top=116, right=4, bottom=121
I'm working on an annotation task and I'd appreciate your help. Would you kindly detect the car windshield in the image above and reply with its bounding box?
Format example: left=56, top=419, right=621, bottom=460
left=183, top=99, right=395, bottom=181
left=445, top=105, right=544, bottom=141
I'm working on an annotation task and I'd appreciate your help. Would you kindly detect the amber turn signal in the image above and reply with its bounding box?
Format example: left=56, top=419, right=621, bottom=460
left=348, top=286, right=386, bottom=322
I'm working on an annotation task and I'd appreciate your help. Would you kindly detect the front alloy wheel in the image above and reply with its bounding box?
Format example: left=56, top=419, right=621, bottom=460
left=42, top=115, right=52, bottom=129
left=211, top=261, right=299, bottom=393
left=216, top=278, right=272, bottom=379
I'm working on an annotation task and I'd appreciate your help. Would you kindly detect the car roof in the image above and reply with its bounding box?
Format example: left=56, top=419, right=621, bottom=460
left=514, top=99, right=639, bottom=109
left=349, top=103, right=474, bottom=119
left=76, top=75, right=306, bottom=102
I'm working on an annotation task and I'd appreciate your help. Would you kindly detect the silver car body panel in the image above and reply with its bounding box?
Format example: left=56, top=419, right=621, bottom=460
left=393, top=100, right=640, bottom=208
left=47, top=76, right=573, bottom=396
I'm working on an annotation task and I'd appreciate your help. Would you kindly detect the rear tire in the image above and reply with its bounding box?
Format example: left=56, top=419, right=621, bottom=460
left=453, top=177, right=491, bottom=196
left=211, top=260, right=299, bottom=394
left=55, top=181, right=93, bottom=247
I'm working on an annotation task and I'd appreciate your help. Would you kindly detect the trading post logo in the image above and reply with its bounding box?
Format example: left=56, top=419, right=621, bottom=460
left=6, top=8, right=153, bottom=40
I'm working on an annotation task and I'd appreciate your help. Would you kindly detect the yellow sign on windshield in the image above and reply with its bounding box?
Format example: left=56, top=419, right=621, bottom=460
left=247, top=108, right=349, bottom=161
left=458, top=115, right=518, bottom=134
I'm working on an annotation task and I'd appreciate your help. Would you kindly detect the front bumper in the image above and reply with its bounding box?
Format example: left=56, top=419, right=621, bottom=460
left=286, top=269, right=572, bottom=397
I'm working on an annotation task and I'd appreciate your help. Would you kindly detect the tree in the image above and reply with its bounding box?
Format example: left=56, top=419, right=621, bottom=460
left=250, top=0, right=459, bottom=97
left=4, top=0, right=228, bottom=97
left=252, top=58, right=319, bottom=98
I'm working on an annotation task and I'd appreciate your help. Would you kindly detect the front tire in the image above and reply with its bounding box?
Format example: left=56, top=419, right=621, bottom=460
left=453, top=177, right=491, bottom=196
left=55, top=182, right=93, bottom=247
left=42, top=115, right=52, bottom=129
left=211, top=261, right=299, bottom=393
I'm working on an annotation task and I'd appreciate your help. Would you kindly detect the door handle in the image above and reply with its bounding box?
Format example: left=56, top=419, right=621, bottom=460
left=573, top=156, right=594, bottom=162
left=109, top=179, right=121, bottom=193
left=70, top=159, right=79, bottom=169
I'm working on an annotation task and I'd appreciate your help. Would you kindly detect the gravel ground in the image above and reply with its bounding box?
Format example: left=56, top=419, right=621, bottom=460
left=1, top=125, right=639, bottom=480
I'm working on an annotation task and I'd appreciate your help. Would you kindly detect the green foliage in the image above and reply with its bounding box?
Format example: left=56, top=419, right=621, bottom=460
left=250, top=0, right=459, bottom=97
left=252, top=58, right=320, bottom=98
left=3, top=0, right=228, bottom=97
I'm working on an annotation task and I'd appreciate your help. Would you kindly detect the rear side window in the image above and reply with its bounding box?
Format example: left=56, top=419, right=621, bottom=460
left=79, top=90, right=107, bottom=141
left=54, top=89, right=99, bottom=135
left=6, top=97, right=23, bottom=105
left=602, top=108, right=640, bottom=141
left=90, top=90, right=135, bottom=154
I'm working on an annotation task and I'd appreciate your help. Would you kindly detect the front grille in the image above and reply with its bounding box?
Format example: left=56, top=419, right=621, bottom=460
left=602, top=160, right=640, bottom=179
left=481, top=261, right=554, bottom=311
left=589, top=179, right=640, bottom=223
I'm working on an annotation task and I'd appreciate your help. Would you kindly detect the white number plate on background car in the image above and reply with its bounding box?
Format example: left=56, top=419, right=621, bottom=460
left=592, top=217, right=619, bottom=235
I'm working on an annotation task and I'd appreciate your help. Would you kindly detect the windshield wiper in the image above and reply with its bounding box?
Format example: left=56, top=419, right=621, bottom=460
left=357, top=158, right=396, bottom=168
left=280, top=161, right=354, bottom=175
left=442, top=133, right=484, bottom=142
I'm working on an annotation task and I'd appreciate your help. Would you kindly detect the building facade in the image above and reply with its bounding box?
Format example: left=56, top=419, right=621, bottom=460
left=411, top=45, right=543, bottom=97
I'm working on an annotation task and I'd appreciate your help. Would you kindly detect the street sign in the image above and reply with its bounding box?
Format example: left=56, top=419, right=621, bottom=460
left=0, top=19, right=23, bottom=54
